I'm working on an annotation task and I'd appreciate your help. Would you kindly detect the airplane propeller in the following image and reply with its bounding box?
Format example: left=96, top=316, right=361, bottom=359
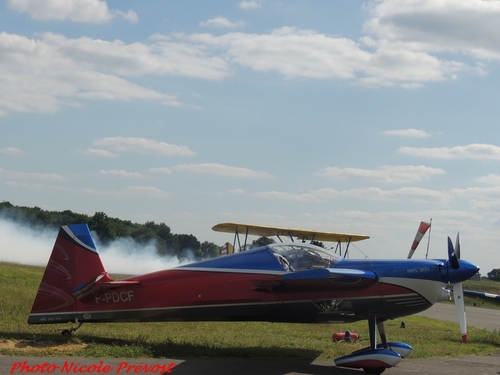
left=448, top=233, right=468, bottom=343
left=409, top=227, right=469, bottom=343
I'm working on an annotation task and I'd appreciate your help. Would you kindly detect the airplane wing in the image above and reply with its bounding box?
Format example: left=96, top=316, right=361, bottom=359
left=72, top=272, right=140, bottom=301
left=212, top=222, right=370, bottom=242
left=250, top=268, right=377, bottom=291
left=463, top=289, right=500, bottom=305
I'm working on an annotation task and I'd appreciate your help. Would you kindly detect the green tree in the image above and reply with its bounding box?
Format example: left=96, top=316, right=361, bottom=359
left=130, top=225, right=157, bottom=244
left=487, top=269, right=500, bottom=281
left=200, top=241, right=221, bottom=259
left=175, top=234, right=201, bottom=258
left=88, top=212, right=116, bottom=244
left=252, top=236, right=275, bottom=248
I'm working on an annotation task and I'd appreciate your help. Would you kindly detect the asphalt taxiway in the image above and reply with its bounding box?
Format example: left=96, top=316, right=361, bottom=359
left=2, top=354, right=500, bottom=375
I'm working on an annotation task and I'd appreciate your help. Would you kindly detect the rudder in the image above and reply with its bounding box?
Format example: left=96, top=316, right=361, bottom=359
left=28, top=224, right=106, bottom=324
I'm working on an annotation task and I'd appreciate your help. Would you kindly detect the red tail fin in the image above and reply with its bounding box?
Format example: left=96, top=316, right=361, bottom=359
left=28, top=224, right=106, bottom=324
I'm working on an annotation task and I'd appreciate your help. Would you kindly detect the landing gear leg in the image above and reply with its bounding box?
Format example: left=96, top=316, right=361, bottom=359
left=61, top=322, right=84, bottom=336
left=377, top=319, right=388, bottom=349
left=363, top=314, right=387, bottom=374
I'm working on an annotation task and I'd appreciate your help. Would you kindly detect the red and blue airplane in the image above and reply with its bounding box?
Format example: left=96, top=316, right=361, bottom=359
left=28, top=222, right=479, bottom=375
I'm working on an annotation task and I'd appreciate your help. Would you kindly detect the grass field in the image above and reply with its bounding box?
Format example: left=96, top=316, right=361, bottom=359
left=1, top=261, right=500, bottom=360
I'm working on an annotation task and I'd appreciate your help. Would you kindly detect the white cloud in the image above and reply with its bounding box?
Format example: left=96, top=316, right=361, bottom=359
left=315, top=186, right=449, bottom=203
left=122, top=186, right=172, bottom=199
left=228, top=189, right=245, bottom=195
left=398, top=144, right=500, bottom=160
left=200, top=17, right=246, bottom=29
left=364, top=0, right=500, bottom=61
left=4, top=0, right=500, bottom=116
left=254, top=191, right=317, bottom=202
left=0, top=31, right=231, bottom=115
left=239, top=1, right=262, bottom=10
left=253, top=186, right=449, bottom=203
left=452, top=186, right=500, bottom=200
left=471, top=199, right=500, bottom=212
left=7, top=0, right=137, bottom=23
left=317, top=165, right=445, bottom=183
left=381, top=129, right=432, bottom=138
left=0, top=147, right=27, bottom=156
left=4, top=181, right=172, bottom=199
left=173, top=163, right=273, bottom=178
left=0, top=167, right=64, bottom=180
left=93, top=137, right=196, bottom=156
left=310, top=188, right=339, bottom=199
left=61, top=33, right=229, bottom=79
left=190, top=0, right=500, bottom=87
left=345, top=186, right=449, bottom=202
left=191, top=27, right=369, bottom=80
left=149, top=167, right=172, bottom=174
left=97, top=170, right=145, bottom=179
left=189, top=26, right=463, bottom=86
left=113, top=9, right=138, bottom=23
left=478, top=174, right=500, bottom=185
left=82, top=148, right=118, bottom=158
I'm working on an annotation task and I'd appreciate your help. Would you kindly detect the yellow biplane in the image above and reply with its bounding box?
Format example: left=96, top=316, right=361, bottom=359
left=212, top=222, right=369, bottom=257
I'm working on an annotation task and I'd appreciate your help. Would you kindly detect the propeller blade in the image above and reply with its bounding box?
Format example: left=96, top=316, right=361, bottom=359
left=447, top=236, right=459, bottom=270
left=455, top=232, right=461, bottom=260
left=454, top=282, right=467, bottom=342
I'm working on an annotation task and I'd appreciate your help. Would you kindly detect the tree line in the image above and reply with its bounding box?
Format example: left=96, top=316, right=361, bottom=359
left=487, top=269, right=500, bottom=282
left=0, top=201, right=221, bottom=261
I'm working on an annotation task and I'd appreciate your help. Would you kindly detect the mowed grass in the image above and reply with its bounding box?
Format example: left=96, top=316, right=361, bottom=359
left=1, top=261, right=500, bottom=360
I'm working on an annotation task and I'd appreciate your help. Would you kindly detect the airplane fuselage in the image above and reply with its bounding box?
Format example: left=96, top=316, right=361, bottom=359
left=28, top=256, right=462, bottom=325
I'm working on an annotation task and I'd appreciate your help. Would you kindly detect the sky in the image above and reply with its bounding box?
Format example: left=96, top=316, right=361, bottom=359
left=1, top=0, right=500, bottom=275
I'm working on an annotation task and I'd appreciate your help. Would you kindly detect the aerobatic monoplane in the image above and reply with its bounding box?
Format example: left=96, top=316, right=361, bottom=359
left=28, top=222, right=479, bottom=374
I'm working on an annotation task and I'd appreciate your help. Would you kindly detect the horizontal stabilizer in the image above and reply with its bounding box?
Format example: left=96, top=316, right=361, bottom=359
left=72, top=272, right=140, bottom=301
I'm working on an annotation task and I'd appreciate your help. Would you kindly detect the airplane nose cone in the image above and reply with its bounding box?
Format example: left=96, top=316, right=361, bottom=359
left=448, top=259, right=480, bottom=284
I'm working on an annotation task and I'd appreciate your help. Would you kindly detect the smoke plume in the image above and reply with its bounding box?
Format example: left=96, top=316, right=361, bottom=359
left=0, top=217, right=188, bottom=275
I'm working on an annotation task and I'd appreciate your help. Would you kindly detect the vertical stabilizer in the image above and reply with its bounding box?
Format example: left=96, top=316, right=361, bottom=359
left=28, top=224, right=106, bottom=324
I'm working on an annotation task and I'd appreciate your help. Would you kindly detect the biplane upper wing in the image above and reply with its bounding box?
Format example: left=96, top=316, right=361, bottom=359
left=212, top=222, right=369, bottom=242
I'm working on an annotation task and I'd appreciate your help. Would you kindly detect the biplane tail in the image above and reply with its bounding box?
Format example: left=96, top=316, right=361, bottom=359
left=28, top=224, right=106, bottom=324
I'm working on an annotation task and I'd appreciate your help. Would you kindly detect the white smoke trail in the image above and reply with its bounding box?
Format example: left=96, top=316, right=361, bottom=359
left=0, top=218, right=55, bottom=266
left=0, top=218, right=189, bottom=275
left=97, top=236, right=193, bottom=275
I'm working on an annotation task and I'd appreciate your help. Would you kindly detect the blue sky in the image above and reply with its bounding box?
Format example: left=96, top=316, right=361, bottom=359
left=1, top=0, right=500, bottom=274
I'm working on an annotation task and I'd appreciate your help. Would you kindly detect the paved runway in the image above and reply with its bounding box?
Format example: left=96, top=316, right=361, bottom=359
left=2, top=304, right=499, bottom=375
left=417, top=303, right=500, bottom=332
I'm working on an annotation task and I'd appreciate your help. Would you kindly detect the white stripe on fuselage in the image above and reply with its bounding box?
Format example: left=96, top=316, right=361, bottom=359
left=380, top=277, right=448, bottom=304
